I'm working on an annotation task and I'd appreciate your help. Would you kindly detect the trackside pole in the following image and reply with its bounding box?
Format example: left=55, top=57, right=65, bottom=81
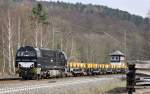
left=126, top=63, right=136, bottom=94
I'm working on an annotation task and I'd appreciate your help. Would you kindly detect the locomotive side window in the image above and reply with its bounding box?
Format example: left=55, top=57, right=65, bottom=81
left=42, top=50, right=54, bottom=57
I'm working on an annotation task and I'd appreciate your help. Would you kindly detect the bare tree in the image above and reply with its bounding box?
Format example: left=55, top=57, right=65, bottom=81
left=2, top=9, right=16, bottom=74
left=7, top=10, right=13, bottom=74
left=1, top=26, right=5, bottom=74
left=17, top=17, right=21, bottom=49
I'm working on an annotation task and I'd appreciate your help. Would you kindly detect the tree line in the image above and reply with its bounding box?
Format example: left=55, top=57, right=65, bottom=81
left=0, top=0, right=150, bottom=74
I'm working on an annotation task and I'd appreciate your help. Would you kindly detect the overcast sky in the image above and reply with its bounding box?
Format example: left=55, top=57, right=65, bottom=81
left=38, top=0, right=150, bottom=17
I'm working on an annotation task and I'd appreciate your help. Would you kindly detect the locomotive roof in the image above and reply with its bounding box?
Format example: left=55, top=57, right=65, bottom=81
left=37, top=48, right=61, bottom=52
left=34, top=47, right=66, bottom=54
left=17, top=46, right=35, bottom=51
left=35, top=48, right=67, bottom=59
left=18, top=46, right=67, bottom=56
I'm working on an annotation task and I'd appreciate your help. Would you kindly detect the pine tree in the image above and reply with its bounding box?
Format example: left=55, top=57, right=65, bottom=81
left=31, top=3, right=48, bottom=47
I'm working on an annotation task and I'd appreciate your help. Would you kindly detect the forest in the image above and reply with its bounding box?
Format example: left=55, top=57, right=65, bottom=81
left=0, top=0, right=150, bottom=74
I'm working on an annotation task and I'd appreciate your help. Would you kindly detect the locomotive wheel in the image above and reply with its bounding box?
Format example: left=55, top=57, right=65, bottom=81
left=22, top=77, right=27, bottom=80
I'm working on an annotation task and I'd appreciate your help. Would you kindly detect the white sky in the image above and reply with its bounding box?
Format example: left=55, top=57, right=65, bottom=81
left=38, top=0, right=150, bottom=17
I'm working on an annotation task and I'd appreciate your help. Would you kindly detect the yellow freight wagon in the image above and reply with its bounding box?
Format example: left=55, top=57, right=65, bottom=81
left=87, top=63, right=93, bottom=68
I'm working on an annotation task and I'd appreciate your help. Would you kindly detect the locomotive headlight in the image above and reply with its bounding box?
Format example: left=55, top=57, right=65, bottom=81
left=18, top=62, right=34, bottom=68
left=50, top=59, right=53, bottom=62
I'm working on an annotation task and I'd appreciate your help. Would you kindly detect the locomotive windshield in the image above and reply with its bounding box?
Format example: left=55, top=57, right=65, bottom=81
left=17, top=51, right=36, bottom=57
left=16, top=46, right=37, bottom=57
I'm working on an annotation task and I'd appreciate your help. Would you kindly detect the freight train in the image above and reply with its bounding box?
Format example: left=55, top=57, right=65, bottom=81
left=15, top=46, right=127, bottom=80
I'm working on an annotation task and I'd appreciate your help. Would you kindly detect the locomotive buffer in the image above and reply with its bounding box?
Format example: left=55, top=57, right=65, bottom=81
left=37, top=64, right=41, bottom=80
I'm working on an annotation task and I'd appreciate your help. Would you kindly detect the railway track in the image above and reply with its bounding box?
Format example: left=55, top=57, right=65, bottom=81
left=0, top=74, right=125, bottom=94
left=0, top=74, right=125, bottom=82
left=0, top=75, right=20, bottom=81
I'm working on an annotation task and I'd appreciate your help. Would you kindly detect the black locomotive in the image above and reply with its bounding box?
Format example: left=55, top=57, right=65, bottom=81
left=15, top=46, right=67, bottom=79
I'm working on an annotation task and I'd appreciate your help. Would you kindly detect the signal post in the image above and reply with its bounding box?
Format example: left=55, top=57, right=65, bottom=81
left=126, top=63, right=136, bottom=94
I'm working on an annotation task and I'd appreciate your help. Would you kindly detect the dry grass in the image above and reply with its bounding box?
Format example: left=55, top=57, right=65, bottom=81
left=63, top=79, right=126, bottom=94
